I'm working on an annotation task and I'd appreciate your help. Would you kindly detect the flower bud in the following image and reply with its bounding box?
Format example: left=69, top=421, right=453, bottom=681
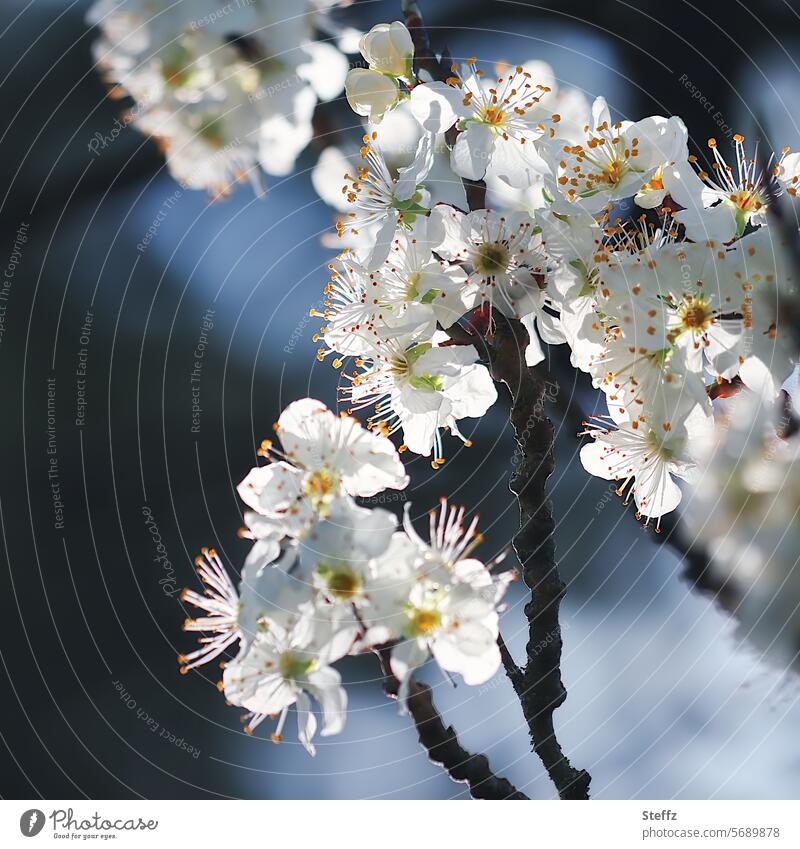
left=359, top=21, right=414, bottom=80
left=345, top=68, right=401, bottom=122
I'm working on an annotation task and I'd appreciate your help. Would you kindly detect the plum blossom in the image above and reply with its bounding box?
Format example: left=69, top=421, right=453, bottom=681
left=430, top=205, right=564, bottom=363
left=580, top=405, right=711, bottom=528
left=87, top=0, right=347, bottom=193
left=179, top=548, right=241, bottom=673
left=337, top=132, right=436, bottom=269
left=673, top=134, right=795, bottom=241
left=410, top=60, right=556, bottom=187
left=317, top=220, right=468, bottom=358
left=223, top=612, right=348, bottom=754
left=341, top=333, right=497, bottom=465
left=544, top=96, right=687, bottom=213
left=237, top=398, right=408, bottom=536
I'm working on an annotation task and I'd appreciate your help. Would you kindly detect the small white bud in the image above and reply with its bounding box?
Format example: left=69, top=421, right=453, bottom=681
left=345, top=68, right=402, bottom=123
left=359, top=21, right=414, bottom=80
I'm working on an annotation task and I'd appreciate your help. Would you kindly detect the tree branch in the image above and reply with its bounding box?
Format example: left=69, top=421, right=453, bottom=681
left=376, top=648, right=529, bottom=799
left=402, top=0, right=590, bottom=799
left=489, top=313, right=592, bottom=800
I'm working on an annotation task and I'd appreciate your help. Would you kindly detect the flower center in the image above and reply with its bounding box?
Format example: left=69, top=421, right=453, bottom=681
left=279, top=652, right=315, bottom=681
left=197, top=117, right=225, bottom=149
left=324, top=568, right=362, bottom=601
left=161, top=44, right=194, bottom=88
left=473, top=242, right=510, bottom=276
left=600, top=157, right=628, bottom=186
left=302, top=468, right=339, bottom=512
left=727, top=189, right=764, bottom=214
left=405, top=271, right=422, bottom=302
left=641, top=167, right=664, bottom=193
left=481, top=106, right=507, bottom=126
left=389, top=354, right=411, bottom=378
left=391, top=342, right=432, bottom=382
left=677, top=295, right=713, bottom=332
left=646, top=429, right=678, bottom=462
left=407, top=607, right=442, bottom=637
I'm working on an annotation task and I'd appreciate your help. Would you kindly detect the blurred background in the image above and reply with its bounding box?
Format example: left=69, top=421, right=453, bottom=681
left=2, top=0, right=800, bottom=800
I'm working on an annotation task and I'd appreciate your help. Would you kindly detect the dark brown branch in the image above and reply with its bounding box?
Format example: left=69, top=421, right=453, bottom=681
left=489, top=313, right=592, bottom=800
left=402, top=0, right=589, bottom=799
left=402, top=0, right=447, bottom=82
left=375, top=647, right=529, bottom=799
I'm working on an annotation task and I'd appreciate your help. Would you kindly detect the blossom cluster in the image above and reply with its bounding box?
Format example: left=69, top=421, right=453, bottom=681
left=318, top=20, right=800, bottom=531
left=87, top=0, right=349, bottom=195
left=180, top=398, right=512, bottom=754
left=682, top=387, right=800, bottom=666
left=168, top=8, right=800, bottom=744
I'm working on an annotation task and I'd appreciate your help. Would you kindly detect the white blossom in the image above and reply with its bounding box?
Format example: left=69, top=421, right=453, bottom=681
left=237, top=398, right=408, bottom=536
left=412, top=61, right=558, bottom=188
left=223, top=612, right=348, bottom=754
left=341, top=333, right=497, bottom=465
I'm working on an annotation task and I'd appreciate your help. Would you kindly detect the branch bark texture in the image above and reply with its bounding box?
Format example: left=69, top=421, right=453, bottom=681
left=401, top=0, right=590, bottom=800
left=376, top=649, right=528, bottom=800
left=490, top=315, right=591, bottom=800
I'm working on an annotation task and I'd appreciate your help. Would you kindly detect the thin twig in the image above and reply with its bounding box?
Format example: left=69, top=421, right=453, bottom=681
left=375, top=648, right=529, bottom=799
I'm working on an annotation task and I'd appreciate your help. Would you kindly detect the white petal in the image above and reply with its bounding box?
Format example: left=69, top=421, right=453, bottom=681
left=237, top=462, right=303, bottom=515
left=389, top=639, right=430, bottom=713
left=297, top=40, right=348, bottom=101
left=674, top=201, right=737, bottom=244
left=295, top=691, right=318, bottom=756
left=580, top=441, right=617, bottom=481
left=395, top=132, right=435, bottom=200
left=307, top=666, right=347, bottom=737
left=591, top=96, right=611, bottom=130
left=409, top=81, right=462, bottom=134
left=451, top=123, right=494, bottom=181
left=365, top=212, right=400, bottom=270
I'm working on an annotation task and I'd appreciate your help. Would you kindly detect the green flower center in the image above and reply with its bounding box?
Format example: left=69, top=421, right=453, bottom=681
left=405, top=271, right=422, bottom=302
left=279, top=652, right=316, bottom=681
left=321, top=566, right=362, bottom=601
left=473, top=242, right=510, bottom=276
